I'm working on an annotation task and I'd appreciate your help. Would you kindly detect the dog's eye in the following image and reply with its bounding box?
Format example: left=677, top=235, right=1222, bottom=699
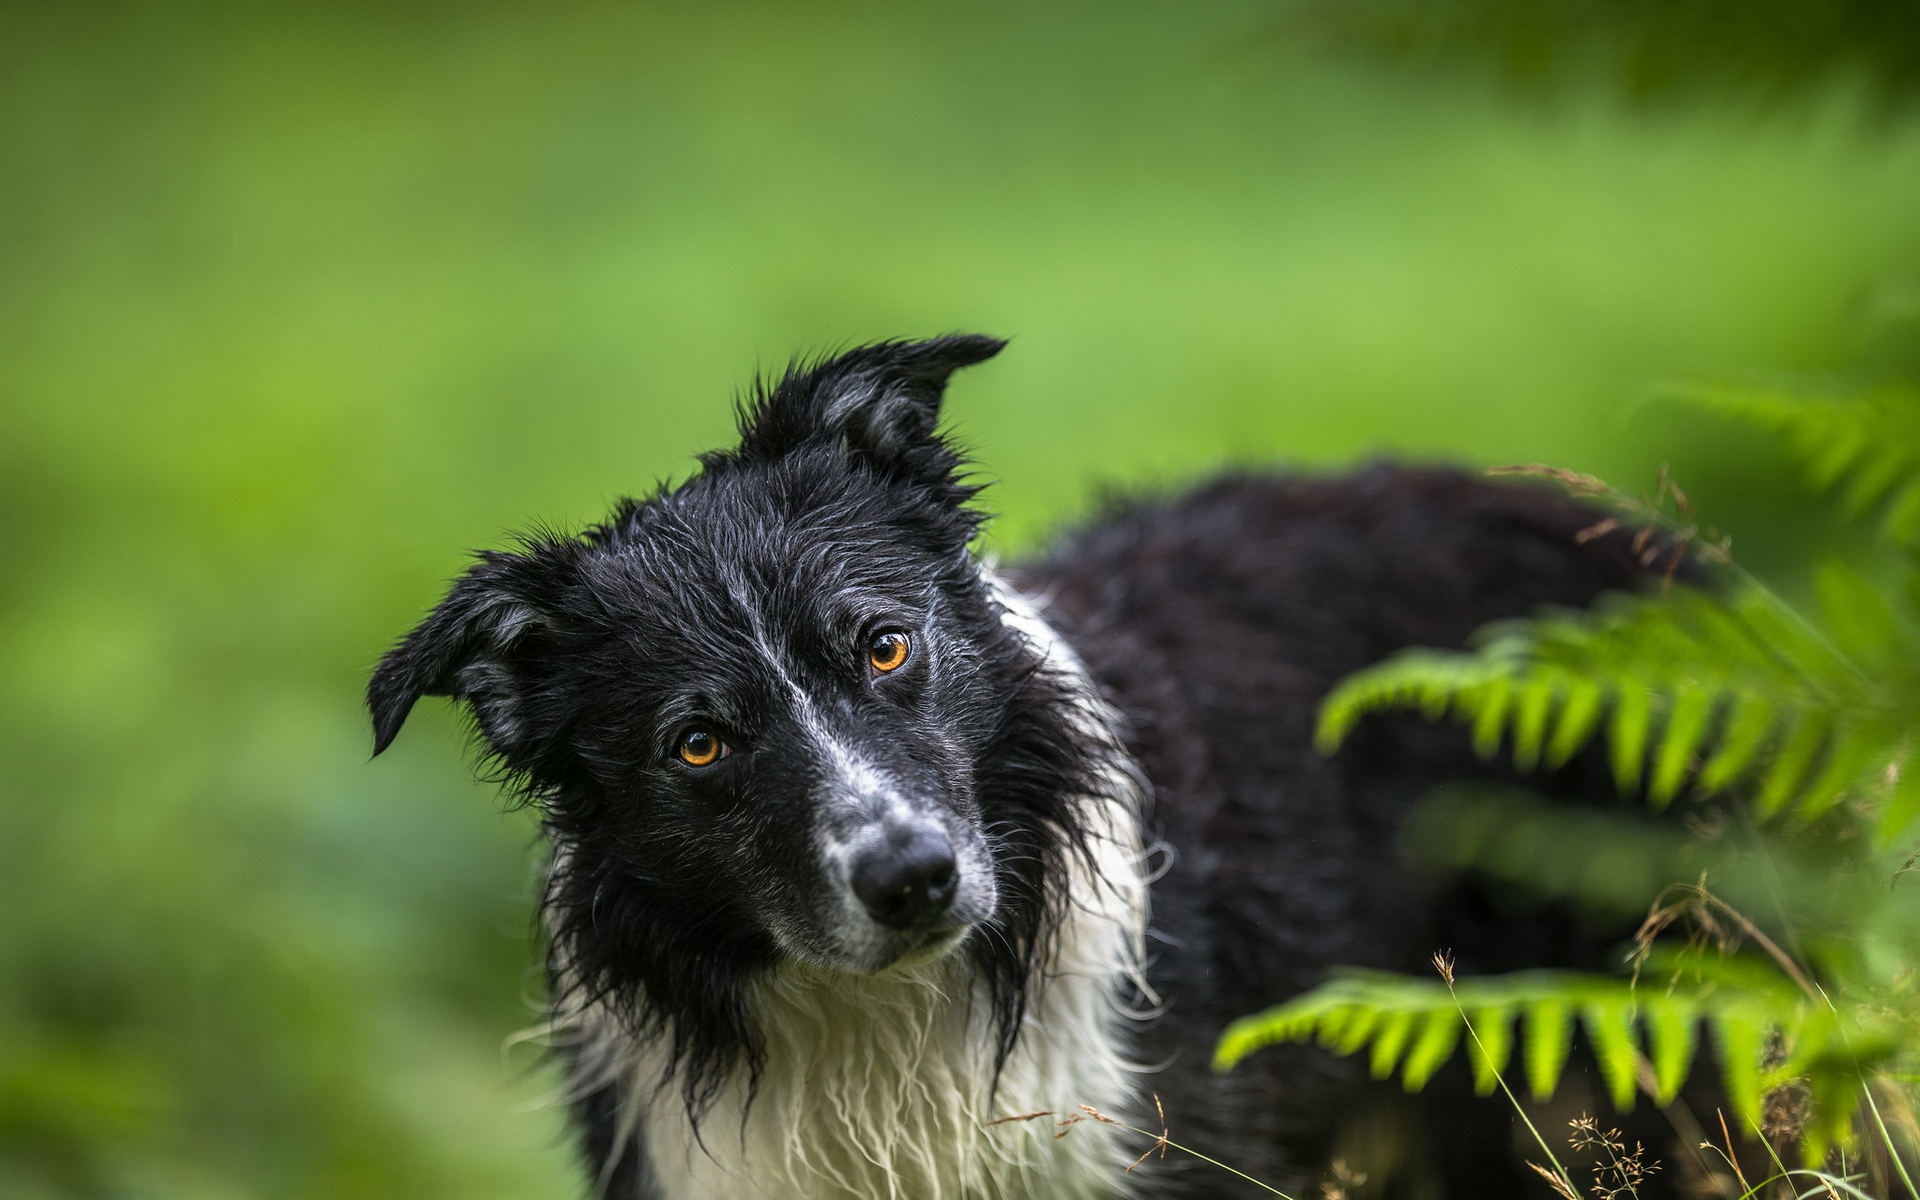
left=868, top=631, right=911, bottom=674
left=676, top=729, right=727, bottom=768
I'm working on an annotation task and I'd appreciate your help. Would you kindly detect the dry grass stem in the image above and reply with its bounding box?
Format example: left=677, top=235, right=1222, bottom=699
left=1531, top=1160, right=1584, bottom=1200
left=1123, top=1093, right=1171, bottom=1173
left=987, top=1094, right=1297, bottom=1198
left=1569, top=1115, right=1660, bottom=1200
left=1630, top=877, right=1819, bottom=1004
left=1486, top=462, right=1732, bottom=584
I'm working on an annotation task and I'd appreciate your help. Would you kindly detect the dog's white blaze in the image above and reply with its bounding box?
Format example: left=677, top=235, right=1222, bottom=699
left=559, top=571, right=1150, bottom=1199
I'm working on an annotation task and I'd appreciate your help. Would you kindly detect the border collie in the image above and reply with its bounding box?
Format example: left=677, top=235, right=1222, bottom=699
left=369, top=336, right=1680, bottom=1198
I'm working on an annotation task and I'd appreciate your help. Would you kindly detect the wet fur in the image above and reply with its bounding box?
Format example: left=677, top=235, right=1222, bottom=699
left=371, top=337, right=1695, bottom=1198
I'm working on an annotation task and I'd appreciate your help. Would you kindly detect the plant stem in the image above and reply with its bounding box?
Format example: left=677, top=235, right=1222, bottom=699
left=1860, top=1077, right=1919, bottom=1198
left=1112, top=1125, right=1298, bottom=1200
left=1439, top=970, right=1578, bottom=1192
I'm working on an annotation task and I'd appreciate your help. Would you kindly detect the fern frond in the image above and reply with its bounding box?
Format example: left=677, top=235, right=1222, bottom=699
left=1667, top=378, right=1920, bottom=548
left=1213, top=967, right=1897, bottom=1158
left=1317, top=583, right=1918, bottom=843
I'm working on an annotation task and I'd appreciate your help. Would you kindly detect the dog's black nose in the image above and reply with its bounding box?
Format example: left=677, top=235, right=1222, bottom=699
left=851, top=827, right=958, bottom=930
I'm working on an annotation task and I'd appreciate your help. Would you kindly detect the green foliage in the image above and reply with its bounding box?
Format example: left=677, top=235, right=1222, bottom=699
left=1213, top=960, right=1902, bottom=1159
left=1668, top=378, right=1920, bottom=549
left=1281, top=0, right=1920, bottom=110
left=1317, top=577, right=1920, bottom=843
left=1318, top=372, right=1920, bottom=849
left=1224, top=367, right=1920, bottom=1175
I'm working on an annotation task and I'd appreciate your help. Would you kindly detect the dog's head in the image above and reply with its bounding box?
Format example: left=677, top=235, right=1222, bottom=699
left=369, top=337, right=1098, bottom=1094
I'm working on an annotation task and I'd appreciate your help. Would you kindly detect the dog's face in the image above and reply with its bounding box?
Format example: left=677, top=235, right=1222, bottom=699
left=369, top=337, right=1039, bottom=980
left=507, top=460, right=1008, bottom=976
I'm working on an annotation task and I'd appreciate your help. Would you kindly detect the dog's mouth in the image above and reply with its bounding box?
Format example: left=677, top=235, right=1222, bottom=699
left=811, top=915, right=979, bottom=976
left=881, top=924, right=971, bottom=972
left=762, top=900, right=982, bottom=976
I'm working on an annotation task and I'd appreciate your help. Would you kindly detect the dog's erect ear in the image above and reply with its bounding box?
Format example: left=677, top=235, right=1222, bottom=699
left=731, top=335, right=1006, bottom=482
left=367, top=547, right=569, bottom=756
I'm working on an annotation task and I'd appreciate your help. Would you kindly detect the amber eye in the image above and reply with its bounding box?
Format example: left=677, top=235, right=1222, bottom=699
left=868, top=630, right=911, bottom=674
left=676, top=729, right=726, bottom=767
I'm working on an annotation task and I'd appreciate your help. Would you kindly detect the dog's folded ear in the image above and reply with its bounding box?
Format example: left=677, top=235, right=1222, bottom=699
left=367, top=544, right=574, bottom=757
left=730, top=335, right=1006, bottom=488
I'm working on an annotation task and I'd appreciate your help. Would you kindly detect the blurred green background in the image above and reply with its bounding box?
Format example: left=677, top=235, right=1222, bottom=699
left=4, top=2, right=1919, bottom=1196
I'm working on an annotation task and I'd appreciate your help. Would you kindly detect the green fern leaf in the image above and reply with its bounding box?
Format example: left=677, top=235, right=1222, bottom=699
left=1368, top=1008, right=1418, bottom=1080
left=1524, top=996, right=1574, bottom=1101
left=1649, top=686, right=1713, bottom=807
left=1511, top=676, right=1555, bottom=772
left=1401, top=1009, right=1461, bottom=1091
left=1806, top=414, right=1870, bottom=488
left=1755, top=712, right=1828, bottom=819
left=1713, top=1006, right=1768, bottom=1131
left=1794, top=722, right=1886, bottom=825
left=1544, top=673, right=1603, bottom=769
left=1816, top=560, right=1904, bottom=662
left=1669, top=378, right=1920, bottom=548
left=1467, top=1003, right=1514, bottom=1096
left=1214, top=960, right=1907, bottom=1160
left=1325, top=1005, right=1379, bottom=1056
left=1318, top=577, right=1912, bottom=839
left=1841, top=445, right=1912, bottom=519
left=1697, top=692, right=1775, bottom=791
left=1608, top=684, right=1652, bottom=797
left=1471, top=676, right=1513, bottom=760
left=1805, top=1071, right=1865, bottom=1163
left=1641, top=995, right=1697, bottom=1105
left=1582, top=993, right=1641, bottom=1111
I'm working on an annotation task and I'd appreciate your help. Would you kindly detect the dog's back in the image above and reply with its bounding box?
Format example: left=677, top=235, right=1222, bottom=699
left=1020, top=466, right=1686, bottom=1197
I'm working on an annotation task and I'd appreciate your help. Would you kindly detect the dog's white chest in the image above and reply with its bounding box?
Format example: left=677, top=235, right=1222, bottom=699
left=635, top=950, right=1138, bottom=1200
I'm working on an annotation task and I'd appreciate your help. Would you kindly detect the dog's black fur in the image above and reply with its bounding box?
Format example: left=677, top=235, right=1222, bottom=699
left=371, top=336, right=1698, bottom=1198
left=1018, top=469, right=1710, bottom=1195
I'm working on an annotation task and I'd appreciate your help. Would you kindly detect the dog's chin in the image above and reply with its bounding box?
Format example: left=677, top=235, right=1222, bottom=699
left=798, top=922, right=975, bottom=977
left=876, top=925, right=972, bottom=973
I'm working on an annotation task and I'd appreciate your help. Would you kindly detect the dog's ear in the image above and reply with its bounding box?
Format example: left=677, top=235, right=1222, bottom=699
left=731, top=334, right=1006, bottom=485
left=367, top=545, right=572, bottom=756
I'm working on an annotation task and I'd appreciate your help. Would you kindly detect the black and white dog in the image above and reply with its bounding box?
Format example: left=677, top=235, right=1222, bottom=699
left=369, top=336, right=1677, bottom=1198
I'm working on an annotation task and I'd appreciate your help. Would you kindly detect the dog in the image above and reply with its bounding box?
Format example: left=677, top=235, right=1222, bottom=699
left=369, top=335, right=1685, bottom=1198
